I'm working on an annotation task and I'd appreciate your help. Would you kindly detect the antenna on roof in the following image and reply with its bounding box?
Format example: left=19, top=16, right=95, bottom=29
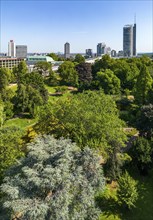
left=134, top=13, right=136, bottom=24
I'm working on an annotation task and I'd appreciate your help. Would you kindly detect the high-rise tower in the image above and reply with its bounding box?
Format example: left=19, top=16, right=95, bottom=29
left=8, top=40, right=16, bottom=57
left=64, top=42, right=70, bottom=59
left=123, top=25, right=133, bottom=57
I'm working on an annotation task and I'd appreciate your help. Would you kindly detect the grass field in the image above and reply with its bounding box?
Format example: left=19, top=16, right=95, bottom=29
left=98, top=169, right=153, bottom=220
left=4, top=117, right=37, bottom=129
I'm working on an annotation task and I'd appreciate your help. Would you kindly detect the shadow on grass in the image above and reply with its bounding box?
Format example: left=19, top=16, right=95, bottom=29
left=97, top=169, right=153, bottom=220
left=96, top=193, right=139, bottom=220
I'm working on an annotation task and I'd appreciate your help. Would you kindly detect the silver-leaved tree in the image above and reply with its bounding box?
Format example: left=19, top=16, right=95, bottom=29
left=0, top=135, right=105, bottom=220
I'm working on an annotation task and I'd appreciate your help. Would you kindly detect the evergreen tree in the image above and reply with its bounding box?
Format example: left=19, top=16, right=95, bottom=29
left=117, top=171, right=138, bottom=209
left=0, top=136, right=105, bottom=220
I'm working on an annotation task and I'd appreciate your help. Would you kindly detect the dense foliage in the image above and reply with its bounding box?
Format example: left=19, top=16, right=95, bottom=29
left=0, top=136, right=105, bottom=220
left=0, top=126, right=24, bottom=181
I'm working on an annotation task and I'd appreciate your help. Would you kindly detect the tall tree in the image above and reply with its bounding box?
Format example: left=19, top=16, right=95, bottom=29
left=1, top=136, right=105, bottom=220
left=134, top=65, right=152, bottom=105
left=117, top=171, right=138, bottom=210
left=0, top=68, right=9, bottom=92
left=58, top=61, right=78, bottom=86
left=76, top=62, right=92, bottom=90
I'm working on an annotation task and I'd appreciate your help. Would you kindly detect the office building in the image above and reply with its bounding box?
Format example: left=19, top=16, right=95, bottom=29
left=111, top=50, right=117, bottom=57
left=8, top=40, right=15, bottom=57
left=0, top=57, right=24, bottom=70
left=118, top=50, right=124, bottom=57
left=123, top=20, right=136, bottom=57
left=123, top=25, right=133, bottom=57
left=64, top=42, right=70, bottom=59
left=16, top=45, right=27, bottom=58
left=97, top=43, right=106, bottom=56
left=106, top=47, right=111, bottom=55
left=86, top=49, right=93, bottom=57
left=26, top=55, right=55, bottom=72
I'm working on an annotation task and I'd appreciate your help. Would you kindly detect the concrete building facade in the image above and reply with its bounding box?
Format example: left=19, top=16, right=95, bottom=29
left=0, top=57, right=24, bottom=70
left=97, top=43, right=106, bottom=56
left=64, top=42, right=70, bottom=59
left=8, top=40, right=15, bottom=57
left=16, top=45, right=27, bottom=58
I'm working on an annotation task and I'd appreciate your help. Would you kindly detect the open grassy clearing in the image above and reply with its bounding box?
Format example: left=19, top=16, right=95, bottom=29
left=4, top=117, right=37, bottom=129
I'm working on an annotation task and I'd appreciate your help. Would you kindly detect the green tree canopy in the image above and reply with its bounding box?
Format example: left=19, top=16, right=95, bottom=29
left=136, top=104, right=153, bottom=138
left=34, top=91, right=127, bottom=179
left=96, top=69, right=121, bottom=95
left=15, top=71, right=48, bottom=115
left=134, top=65, right=152, bottom=105
left=0, top=68, right=9, bottom=92
left=74, top=54, right=85, bottom=64
left=0, top=136, right=105, bottom=220
left=34, top=61, right=52, bottom=76
left=0, top=126, right=24, bottom=181
left=76, top=62, right=92, bottom=90
left=129, top=137, right=153, bottom=174
left=13, top=61, right=28, bottom=84
left=58, top=61, right=78, bottom=86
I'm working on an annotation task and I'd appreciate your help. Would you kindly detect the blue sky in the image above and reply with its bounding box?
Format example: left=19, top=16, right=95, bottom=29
left=0, top=0, right=152, bottom=53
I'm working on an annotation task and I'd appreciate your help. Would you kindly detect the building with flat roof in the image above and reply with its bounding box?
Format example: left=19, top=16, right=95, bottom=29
left=64, top=42, right=70, bottom=59
left=123, top=21, right=136, bottom=57
left=123, top=25, right=133, bottom=57
left=97, top=43, right=106, bottom=56
left=111, top=50, right=117, bottom=57
left=0, top=57, right=24, bottom=70
left=8, top=40, right=15, bottom=57
left=16, top=45, right=27, bottom=58
left=85, top=49, right=93, bottom=57
left=26, top=55, right=55, bottom=72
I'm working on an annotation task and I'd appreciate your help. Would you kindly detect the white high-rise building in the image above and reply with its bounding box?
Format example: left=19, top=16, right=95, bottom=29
left=8, top=40, right=16, bottom=57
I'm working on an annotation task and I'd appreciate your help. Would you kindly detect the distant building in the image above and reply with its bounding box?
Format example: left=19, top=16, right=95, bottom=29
left=111, top=50, right=117, bottom=57
left=16, top=45, right=27, bottom=58
left=118, top=50, right=124, bottom=57
left=0, top=57, right=24, bottom=70
left=86, top=49, right=93, bottom=57
left=123, top=25, right=133, bottom=57
left=26, top=55, right=55, bottom=72
left=106, top=47, right=111, bottom=55
left=64, top=42, right=70, bottom=59
left=97, top=43, right=106, bottom=56
left=123, top=21, right=136, bottom=57
left=8, top=40, right=15, bottom=57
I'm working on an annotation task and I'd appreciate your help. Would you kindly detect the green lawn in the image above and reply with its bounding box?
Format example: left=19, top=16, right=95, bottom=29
left=4, top=117, right=37, bottom=129
left=98, top=169, right=153, bottom=220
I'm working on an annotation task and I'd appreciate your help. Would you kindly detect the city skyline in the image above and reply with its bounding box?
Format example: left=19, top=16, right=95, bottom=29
left=0, top=0, right=152, bottom=53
